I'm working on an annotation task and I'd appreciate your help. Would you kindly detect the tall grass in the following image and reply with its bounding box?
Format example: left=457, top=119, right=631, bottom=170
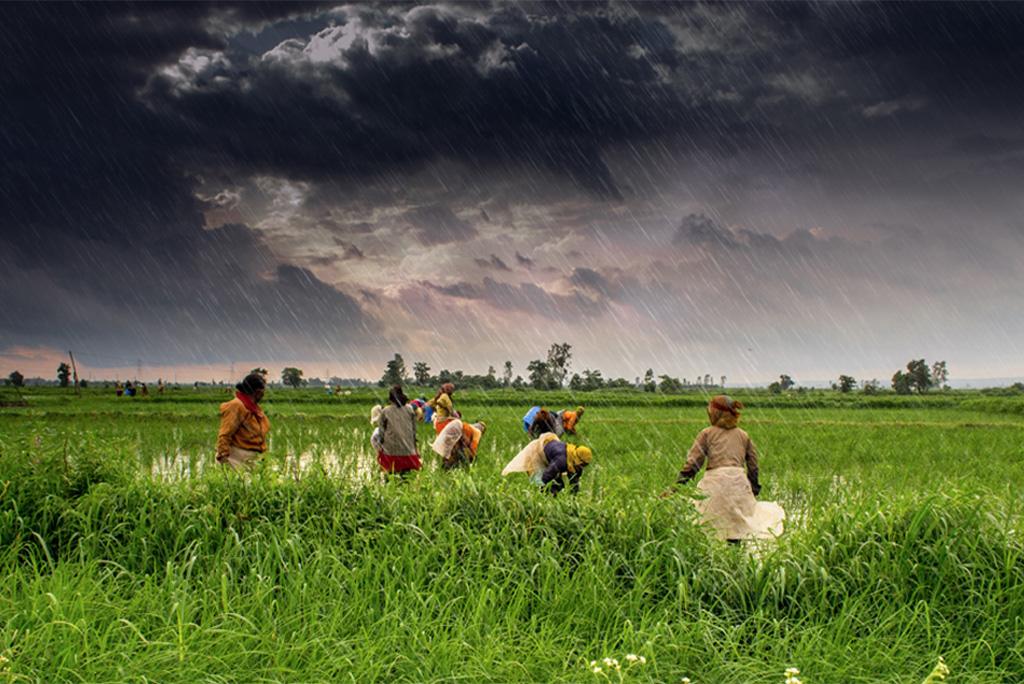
left=1, top=392, right=1023, bottom=681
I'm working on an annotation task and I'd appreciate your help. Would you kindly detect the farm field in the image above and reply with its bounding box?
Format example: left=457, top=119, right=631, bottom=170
left=1, top=388, right=1023, bottom=682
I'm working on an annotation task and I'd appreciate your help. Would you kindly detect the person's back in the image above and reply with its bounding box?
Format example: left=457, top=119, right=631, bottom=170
left=379, top=403, right=417, bottom=456
left=693, top=425, right=753, bottom=471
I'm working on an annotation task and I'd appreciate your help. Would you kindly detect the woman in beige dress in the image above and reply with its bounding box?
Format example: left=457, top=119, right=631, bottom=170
left=664, top=395, right=784, bottom=542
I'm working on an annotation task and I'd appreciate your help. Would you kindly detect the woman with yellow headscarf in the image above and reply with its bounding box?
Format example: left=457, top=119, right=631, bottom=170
left=503, top=432, right=592, bottom=496
left=664, top=395, right=784, bottom=541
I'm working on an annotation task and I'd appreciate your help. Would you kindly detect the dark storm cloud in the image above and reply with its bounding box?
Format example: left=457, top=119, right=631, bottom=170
left=423, top=277, right=605, bottom=321
left=515, top=252, right=534, bottom=269
left=0, top=3, right=378, bottom=364
left=402, top=205, right=478, bottom=245
left=3, top=1, right=1024, bottom=374
left=473, top=255, right=511, bottom=272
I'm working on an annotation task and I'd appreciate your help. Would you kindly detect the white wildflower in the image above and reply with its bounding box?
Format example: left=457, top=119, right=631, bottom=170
left=591, top=666, right=602, bottom=674
left=639, top=656, right=647, bottom=664
left=681, top=678, right=692, bottom=684
left=785, top=668, right=801, bottom=677
left=625, top=654, right=639, bottom=663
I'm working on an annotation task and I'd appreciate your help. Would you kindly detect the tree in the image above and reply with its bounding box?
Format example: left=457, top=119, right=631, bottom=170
left=931, top=361, right=949, bottom=390
left=703, top=374, right=712, bottom=387
left=546, top=343, right=572, bottom=388
left=768, top=381, right=782, bottom=394
left=79, top=379, right=89, bottom=388
left=643, top=369, right=656, bottom=393
left=658, top=374, right=684, bottom=393
left=527, top=359, right=552, bottom=390
left=503, top=361, right=513, bottom=387
left=905, top=359, right=932, bottom=393
left=8, top=371, right=24, bottom=387
left=413, top=361, right=431, bottom=385
left=57, top=362, right=71, bottom=387
left=568, top=373, right=583, bottom=391
left=281, top=367, right=304, bottom=388
left=380, top=354, right=407, bottom=387
left=581, top=369, right=604, bottom=392
left=511, top=375, right=525, bottom=389
left=891, top=370, right=912, bottom=395
left=779, top=374, right=795, bottom=391
left=837, top=374, right=857, bottom=393
left=862, top=379, right=880, bottom=395
left=720, top=375, right=727, bottom=388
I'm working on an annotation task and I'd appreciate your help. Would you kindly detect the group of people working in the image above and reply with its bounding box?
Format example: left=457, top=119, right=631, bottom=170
left=215, top=373, right=784, bottom=541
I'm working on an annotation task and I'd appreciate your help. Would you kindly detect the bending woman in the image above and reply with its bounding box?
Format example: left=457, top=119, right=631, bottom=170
left=432, top=419, right=486, bottom=470
left=503, top=433, right=592, bottom=496
left=428, top=382, right=457, bottom=433
left=216, top=373, right=271, bottom=469
left=376, top=385, right=422, bottom=477
left=664, top=395, right=784, bottom=541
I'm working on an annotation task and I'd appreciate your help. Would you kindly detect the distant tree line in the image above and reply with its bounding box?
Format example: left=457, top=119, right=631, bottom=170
left=373, top=343, right=728, bottom=393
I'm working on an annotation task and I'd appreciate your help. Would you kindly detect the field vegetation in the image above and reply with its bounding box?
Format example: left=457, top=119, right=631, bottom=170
left=1, top=387, right=1023, bottom=682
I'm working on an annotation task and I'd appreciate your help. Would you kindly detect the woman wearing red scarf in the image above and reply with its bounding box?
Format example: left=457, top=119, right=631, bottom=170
left=216, top=373, right=271, bottom=469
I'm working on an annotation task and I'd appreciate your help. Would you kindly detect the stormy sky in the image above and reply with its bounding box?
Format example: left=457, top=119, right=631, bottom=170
left=2, top=2, right=1023, bottom=384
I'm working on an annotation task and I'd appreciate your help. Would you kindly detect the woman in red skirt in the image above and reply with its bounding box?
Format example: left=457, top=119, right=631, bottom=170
left=375, top=385, right=422, bottom=477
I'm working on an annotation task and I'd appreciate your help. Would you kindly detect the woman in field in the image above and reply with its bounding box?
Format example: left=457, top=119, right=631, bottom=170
left=664, top=395, right=784, bottom=541
left=216, top=373, right=271, bottom=469
left=428, top=383, right=457, bottom=433
left=561, top=406, right=585, bottom=435
left=432, top=419, right=486, bottom=470
left=375, top=385, right=422, bottom=477
left=503, top=432, right=592, bottom=496
left=523, top=406, right=562, bottom=438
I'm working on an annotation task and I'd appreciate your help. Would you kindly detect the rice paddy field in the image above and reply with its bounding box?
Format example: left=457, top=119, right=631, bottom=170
left=1, top=387, right=1023, bottom=682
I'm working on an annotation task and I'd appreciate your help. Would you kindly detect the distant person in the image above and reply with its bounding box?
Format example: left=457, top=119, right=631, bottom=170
left=561, top=406, right=585, bottom=435
left=157, top=379, right=165, bottom=395
left=432, top=419, right=486, bottom=470
left=662, top=395, right=784, bottom=542
left=124, top=381, right=135, bottom=397
left=140, top=382, right=149, bottom=397
left=503, top=432, right=592, bottom=496
left=369, top=404, right=384, bottom=452
left=428, top=383, right=458, bottom=433
left=523, top=406, right=563, bottom=438
left=375, top=385, right=422, bottom=477
left=115, top=381, right=123, bottom=398
left=216, top=373, right=271, bottom=469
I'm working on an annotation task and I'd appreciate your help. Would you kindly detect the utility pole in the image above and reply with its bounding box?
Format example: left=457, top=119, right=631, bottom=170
left=68, top=350, right=80, bottom=396
left=230, top=361, right=235, bottom=383
left=136, top=359, right=142, bottom=383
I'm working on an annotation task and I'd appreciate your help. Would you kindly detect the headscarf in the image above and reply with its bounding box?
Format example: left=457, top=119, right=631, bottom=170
left=388, top=384, right=409, bottom=408
left=707, top=394, right=743, bottom=429
left=566, top=445, right=592, bottom=473
left=236, top=373, right=266, bottom=396
left=370, top=404, right=383, bottom=426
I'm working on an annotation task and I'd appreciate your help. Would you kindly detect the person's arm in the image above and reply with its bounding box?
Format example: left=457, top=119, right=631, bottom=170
left=216, top=403, right=245, bottom=459
left=745, top=436, right=761, bottom=496
left=676, top=431, right=709, bottom=485
left=567, top=468, right=582, bottom=495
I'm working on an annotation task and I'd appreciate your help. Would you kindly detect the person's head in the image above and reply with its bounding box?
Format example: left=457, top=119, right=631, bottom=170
left=442, top=382, right=455, bottom=395
left=389, top=384, right=409, bottom=408
left=473, top=421, right=486, bottom=434
left=707, top=395, right=742, bottom=429
left=567, top=445, right=592, bottom=473
left=576, top=406, right=585, bottom=416
left=237, top=373, right=267, bottom=403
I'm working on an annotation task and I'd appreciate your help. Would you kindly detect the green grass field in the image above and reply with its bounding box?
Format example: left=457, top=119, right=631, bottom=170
left=1, top=387, right=1023, bottom=682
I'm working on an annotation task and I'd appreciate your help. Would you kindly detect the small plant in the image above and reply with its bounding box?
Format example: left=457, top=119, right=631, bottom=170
left=785, top=666, right=802, bottom=684
left=588, top=654, right=647, bottom=681
left=921, top=657, right=950, bottom=684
